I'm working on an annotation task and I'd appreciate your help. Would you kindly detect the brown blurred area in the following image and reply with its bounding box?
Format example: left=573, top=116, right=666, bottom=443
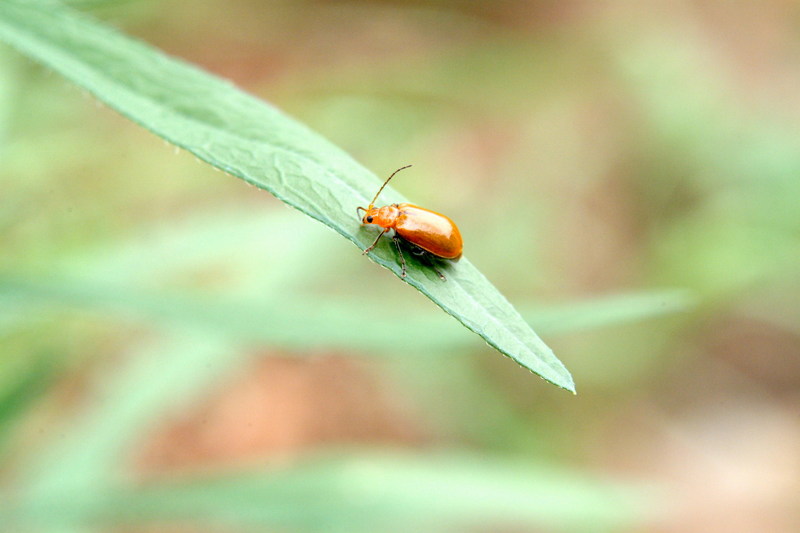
left=137, top=355, right=426, bottom=473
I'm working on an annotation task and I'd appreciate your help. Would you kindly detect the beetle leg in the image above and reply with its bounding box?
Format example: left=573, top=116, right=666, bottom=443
left=392, top=235, right=407, bottom=278
left=421, top=251, right=446, bottom=281
left=363, top=228, right=388, bottom=254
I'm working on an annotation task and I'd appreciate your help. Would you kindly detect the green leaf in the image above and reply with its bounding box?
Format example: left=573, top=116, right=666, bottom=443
left=0, top=0, right=573, bottom=391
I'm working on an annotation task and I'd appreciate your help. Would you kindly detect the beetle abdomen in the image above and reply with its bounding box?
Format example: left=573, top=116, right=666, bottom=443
left=395, top=204, right=462, bottom=259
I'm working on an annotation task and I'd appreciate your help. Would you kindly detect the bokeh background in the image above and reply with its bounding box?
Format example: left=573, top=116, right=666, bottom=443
left=2, top=0, right=799, bottom=531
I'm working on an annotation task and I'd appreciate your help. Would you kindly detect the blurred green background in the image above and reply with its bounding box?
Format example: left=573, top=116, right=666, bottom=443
left=1, top=0, right=799, bottom=531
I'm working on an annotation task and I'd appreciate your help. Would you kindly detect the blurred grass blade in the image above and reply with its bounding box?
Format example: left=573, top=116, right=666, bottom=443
left=4, top=452, right=658, bottom=532
left=66, top=209, right=336, bottom=292
left=0, top=352, right=59, bottom=456
left=0, top=275, right=694, bottom=353
left=524, top=290, right=696, bottom=334
left=0, top=274, right=468, bottom=352
left=0, top=0, right=573, bottom=391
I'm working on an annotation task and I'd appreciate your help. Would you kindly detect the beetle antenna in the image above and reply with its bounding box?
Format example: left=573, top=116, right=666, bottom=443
left=369, top=165, right=412, bottom=207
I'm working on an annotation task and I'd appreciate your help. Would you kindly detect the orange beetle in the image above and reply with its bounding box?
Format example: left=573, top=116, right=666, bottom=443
left=357, top=165, right=462, bottom=280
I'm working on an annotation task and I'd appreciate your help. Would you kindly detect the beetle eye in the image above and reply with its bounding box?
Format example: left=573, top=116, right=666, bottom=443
left=366, top=216, right=373, bottom=223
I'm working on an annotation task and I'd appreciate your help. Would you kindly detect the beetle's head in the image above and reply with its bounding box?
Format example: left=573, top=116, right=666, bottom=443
left=357, top=205, right=378, bottom=225
left=357, top=165, right=412, bottom=226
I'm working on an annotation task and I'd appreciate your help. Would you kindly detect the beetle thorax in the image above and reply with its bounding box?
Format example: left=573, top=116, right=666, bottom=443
left=364, top=204, right=400, bottom=229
